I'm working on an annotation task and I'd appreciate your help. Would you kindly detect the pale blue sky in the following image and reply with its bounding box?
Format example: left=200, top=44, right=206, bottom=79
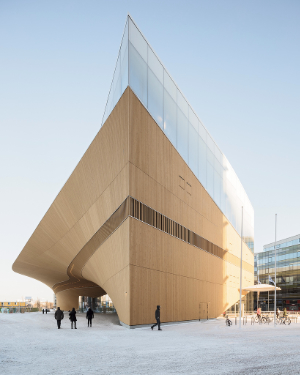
left=1, top=0, right=300, bottom=301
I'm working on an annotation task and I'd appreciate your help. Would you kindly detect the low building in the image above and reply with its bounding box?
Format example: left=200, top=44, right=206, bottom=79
left=1, top=302, right=26, bottom=310
left=255, top=234, right=300, bottom=311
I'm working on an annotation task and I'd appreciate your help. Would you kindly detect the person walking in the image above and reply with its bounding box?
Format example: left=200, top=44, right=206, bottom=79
left=42, top=308, right=44, bottom=314
left=151, top=305, right=162, bottom=331
left=69, top=307, right=77, bottom=329
left=86, top=307, right=94, bottom=327
left=45, top=308, right=47, bottom=314
left=54, top=307, right=64, bottom=329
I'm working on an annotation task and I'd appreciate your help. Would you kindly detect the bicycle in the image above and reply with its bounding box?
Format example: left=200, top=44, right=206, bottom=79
left=282, top=316, right=291, bottom=325
left=261, top=314, right=272, bottom=324
left=254, top=315, right=266, bottom=324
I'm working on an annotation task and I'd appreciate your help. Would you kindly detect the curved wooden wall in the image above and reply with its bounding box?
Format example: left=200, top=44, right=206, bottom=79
left=13, top=87, right=254, bottom=326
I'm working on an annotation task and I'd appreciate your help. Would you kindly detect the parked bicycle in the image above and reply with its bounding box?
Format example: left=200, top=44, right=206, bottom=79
left=281, top=316, right=291, bottom=325
left=254, top=315, right=266, bottom=324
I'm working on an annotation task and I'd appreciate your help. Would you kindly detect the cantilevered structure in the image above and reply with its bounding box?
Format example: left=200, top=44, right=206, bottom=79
left=13, top=16, right=254, bottom=327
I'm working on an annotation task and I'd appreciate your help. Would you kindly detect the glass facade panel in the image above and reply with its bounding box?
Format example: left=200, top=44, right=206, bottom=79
left=189, top=108, right=198, bottom=132
left=101, top=16, right=254, bottom=251
left=189, top=123, right=198, bottom=178
left=164, top=72, right=176, bottom=101
left=129, top=42, right=147, bottom=107
left=163, top=90, right=177, bottom=148
left=256, top=235, right=300, bottom=311
left=198, top=135, right=207, bottom=189
left=214, top=169, right=221, bottom=208
left=177, top=108, right=189, bottom=165
left=129, top=19, right=147, bottom=61
left=148, top=68, right=163, bottom=129
left=148, top=46, right=163, bottom=84
left=177, top=90, right=188, bottom=118
left=207, top=162, right=214, bottom=198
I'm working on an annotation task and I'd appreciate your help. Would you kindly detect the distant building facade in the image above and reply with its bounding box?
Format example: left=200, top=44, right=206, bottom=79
left=255, top=234, right=300, bottom=311
left=0, top=302, right=26, bottom=311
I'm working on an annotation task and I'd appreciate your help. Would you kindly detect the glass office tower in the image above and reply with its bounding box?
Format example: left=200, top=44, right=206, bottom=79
left=255, top=234, right=300, bottom=311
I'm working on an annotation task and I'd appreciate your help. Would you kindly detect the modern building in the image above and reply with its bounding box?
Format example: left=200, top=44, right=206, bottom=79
left=255, top=234, right=300, bottom=311
left=12, top=16, right=254, bottom=327
left=0, top=302, right=26, bottom=312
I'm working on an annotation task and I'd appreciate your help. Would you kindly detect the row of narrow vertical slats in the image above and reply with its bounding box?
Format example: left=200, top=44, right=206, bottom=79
left=129, top=197, right=226, bottom=260
left=53, top=196, right=228, bottom=293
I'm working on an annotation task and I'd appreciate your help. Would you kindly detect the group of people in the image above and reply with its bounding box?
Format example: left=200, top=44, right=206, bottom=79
left=52, top=305, right=162, bottom=330
left=256, top=306, right=288, bottom=319
left=54, top=307, right=94, bottom=329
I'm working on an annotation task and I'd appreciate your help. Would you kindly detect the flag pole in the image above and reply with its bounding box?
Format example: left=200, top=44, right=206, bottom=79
left=274, top=214, right=277, bottom=326
left=239, top=206, right=243, bottom=329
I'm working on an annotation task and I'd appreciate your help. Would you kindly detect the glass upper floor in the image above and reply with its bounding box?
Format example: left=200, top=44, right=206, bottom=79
left=101, top=16, right=254, bottom=252
left=263, top=234, right=300, bottom=252
left=256, top=235, right=300, bottom=272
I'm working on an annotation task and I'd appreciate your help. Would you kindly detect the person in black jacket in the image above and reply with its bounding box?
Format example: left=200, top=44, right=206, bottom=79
left=86, top=307, right=94, bottom=327
left=151, top=305, right=162, bottom=331
left=54, top=307, right=64, bottom=329
left=69, top=307, right=77, bottom=329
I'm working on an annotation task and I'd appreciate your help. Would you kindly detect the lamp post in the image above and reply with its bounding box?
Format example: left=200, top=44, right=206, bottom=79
left=239, top=206, right=243, bottom=329
left=274, top=214, right=277, bottom=326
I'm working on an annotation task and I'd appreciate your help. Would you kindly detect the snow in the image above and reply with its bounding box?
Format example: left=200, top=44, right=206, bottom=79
left=0, top=311, right=299, bottom=374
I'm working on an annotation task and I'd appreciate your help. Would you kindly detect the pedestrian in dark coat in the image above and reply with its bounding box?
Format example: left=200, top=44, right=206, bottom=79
left=69, top=307, right=77, bottom=329
left=86, top=307, right=94, bottom=327
left=42, top=309, right=44, bottom=314
left=45, top=308, right=47, bottom=314
left=151, top=305, right=162, bottom=330
left=54, top=307, right=64, bottom=329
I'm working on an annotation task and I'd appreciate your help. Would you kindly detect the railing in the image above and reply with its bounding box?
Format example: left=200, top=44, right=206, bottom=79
left=224, top=311, right=299, bottom=325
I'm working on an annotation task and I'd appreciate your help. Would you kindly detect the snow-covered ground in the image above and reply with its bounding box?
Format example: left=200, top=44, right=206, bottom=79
left=0, top=311, right=299, bottom=374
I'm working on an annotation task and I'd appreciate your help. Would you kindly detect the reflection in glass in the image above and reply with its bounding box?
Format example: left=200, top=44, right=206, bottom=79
left=148, top=46, right=163, bottom=83
left=189, top=123, right=198, bottom=178
left=129, top=19, right=147, bottom=61
left=207, top=162, right=214, bottom=199
left=164, top=71, right=176, bottom=101
left=129, top=43, right=147, bottom=107
left=164, top=90, right=177, bottom=148
left=177, top=108, right=189, bottom=165
left=148, top=68, right=163, bottom=129
left=198, top=135, right=206, bottom=189
left=177, top=90, right=188, bottom=118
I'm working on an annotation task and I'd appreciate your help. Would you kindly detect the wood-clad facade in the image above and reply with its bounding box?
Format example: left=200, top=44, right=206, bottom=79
left=13, top=87, right=254, bottom=327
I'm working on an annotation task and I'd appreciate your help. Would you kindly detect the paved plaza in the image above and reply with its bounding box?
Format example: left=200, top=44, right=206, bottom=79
left=0, top=311, right=299, bottom=374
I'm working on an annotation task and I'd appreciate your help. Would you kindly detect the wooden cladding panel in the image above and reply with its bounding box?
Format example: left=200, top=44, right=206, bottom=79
left=82, top=219, right=130, bottom=288
left=82, top=221, right=130, bottom=325
left=129, top=218, right=253, bottom=325
left=56, top=286, right=106, bottom=311
left=13, top=89, right=130, bottom=286
left=128, top=88, right=253, bottom=269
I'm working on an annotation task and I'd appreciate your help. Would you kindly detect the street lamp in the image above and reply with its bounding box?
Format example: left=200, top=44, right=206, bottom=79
left=274, top=214, right=277, bottom=326
left=239, top=206, right=243, bottom=329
